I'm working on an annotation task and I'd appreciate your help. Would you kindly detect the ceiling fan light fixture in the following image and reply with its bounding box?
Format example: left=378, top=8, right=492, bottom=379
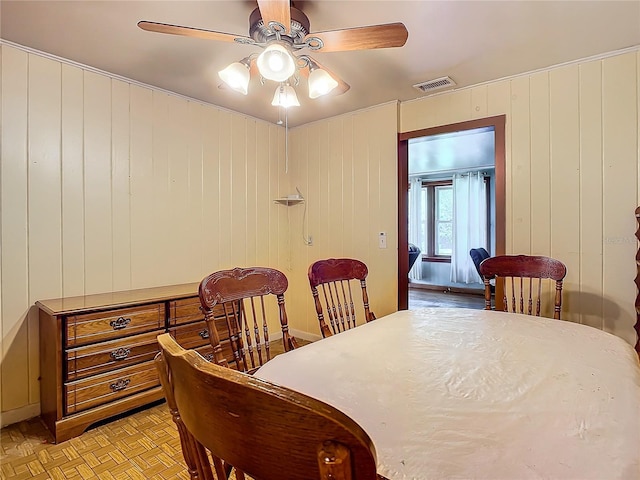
left=271, top=84, right=300, bottom=108
left=218, top=61, right=251, bottom=95
left=139, top=6, right=408, bottom=111
left=308, top=67, right=338, bottom=98
left=257, top=43, right=296, bottom=82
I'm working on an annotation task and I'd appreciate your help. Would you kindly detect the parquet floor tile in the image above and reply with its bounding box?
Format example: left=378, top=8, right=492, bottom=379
left=1, top=339, right=309, bottom=479
left=1, top=401, right=199, bottom=479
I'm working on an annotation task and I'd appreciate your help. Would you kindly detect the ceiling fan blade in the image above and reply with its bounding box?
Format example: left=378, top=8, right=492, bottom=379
left=257, top=0, right=291, bottom=34
left=138, top=21, right=253, bottom=44
left=305, top=23, right=408, bottom=53
left=299, top=57, right=350, bottom=96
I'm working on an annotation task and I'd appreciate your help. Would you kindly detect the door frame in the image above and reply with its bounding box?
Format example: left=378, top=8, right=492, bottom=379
left=397, top=115, right=506, bottom=310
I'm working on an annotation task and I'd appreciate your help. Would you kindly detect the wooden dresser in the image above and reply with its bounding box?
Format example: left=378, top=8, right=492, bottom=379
left=37, top=283, right=229, bottom=443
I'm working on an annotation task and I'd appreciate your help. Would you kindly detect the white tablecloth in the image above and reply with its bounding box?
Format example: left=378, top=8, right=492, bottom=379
left=256, top=308, right=640, bottom=479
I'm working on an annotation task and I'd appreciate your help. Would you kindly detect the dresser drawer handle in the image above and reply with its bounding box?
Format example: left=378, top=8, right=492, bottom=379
left=109, top=378, right=130, bottom=392
left=110, top=347, right=131, bottom=361
left=110, top=317, right=131, bottom=330
left=199, top=329, right=210, bottom=339
left=204, top=353, right=214, bottom=362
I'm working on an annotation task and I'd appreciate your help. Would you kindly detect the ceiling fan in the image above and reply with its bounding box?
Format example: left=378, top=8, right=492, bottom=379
left=138, top=0, right=408, bottom=107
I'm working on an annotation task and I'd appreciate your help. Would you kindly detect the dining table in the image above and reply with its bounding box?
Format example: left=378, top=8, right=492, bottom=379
left=255, top=307, right=640, bottom=479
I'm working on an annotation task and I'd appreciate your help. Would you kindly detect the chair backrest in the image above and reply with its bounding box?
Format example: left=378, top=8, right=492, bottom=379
left=469, top=247, right=491, bottom=279
left=155, top=343, right=213, bottom=480
left=408, top=243, right=422, bottom=270
left=156, top=333, right=379, bottom=480
left=199, top=267, right=297, bottom=374
left=308, top=258, right=375, bottom=338
left=479, top=254, right=567, bottom=319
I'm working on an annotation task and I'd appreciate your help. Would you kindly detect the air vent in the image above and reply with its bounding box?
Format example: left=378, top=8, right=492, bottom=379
left=413, top=76, right=456, bottom=93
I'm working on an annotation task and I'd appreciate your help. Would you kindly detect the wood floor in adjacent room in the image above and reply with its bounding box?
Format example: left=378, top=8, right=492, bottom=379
left=409, top=287, right=485, bottom=310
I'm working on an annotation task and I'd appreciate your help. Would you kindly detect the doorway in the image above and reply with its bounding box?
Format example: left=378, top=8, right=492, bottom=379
left=397, top=115, right=506, bottom=310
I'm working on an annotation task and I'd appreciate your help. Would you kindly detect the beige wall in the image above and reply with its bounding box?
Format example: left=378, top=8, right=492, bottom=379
left=285, top=103, right=400, bottom=337
left=0, top=44, right=292, bottom=423
left=402, top=50, right=639, bottom=346
left=2, top=41, right=638, bottom=424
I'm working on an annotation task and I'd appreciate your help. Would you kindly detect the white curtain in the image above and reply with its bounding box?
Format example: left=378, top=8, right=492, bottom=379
left=450, top=172, right=488, bottom=283
left=408, top=177, right=423, bottom=280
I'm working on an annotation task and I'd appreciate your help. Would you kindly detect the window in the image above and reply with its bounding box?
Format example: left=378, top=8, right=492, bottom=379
left=409, top=176, right=490, bottom=263
left=422, top=180, right=453, bottom=261
left=433, top=185, right=453, bottom=256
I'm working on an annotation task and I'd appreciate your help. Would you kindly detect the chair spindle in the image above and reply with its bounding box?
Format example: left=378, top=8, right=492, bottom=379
left=343, top=280, right=357, bottom=330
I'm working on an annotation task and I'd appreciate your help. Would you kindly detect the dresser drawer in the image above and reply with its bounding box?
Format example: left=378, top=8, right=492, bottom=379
left=66, top=303, right=164, bottom=347
left=167, top=297, right=202, bottom=326
left=170, top=321, right=235, bottom=364
left=65, top=331, right=160, bottom=381
left=168, top=297, right=226, bottom=327
left=64, top=360, right=159, bottom=415
left=169, top=320, right=215, bottom=349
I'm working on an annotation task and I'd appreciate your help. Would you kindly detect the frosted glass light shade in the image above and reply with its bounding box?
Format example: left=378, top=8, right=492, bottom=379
left=218, top=62, right=250, bottom=95
left=257, top=43, right=296, bottom=82
left=308, top=68, right=338, bottom=99
left=271, top=85, right=300, bottom=108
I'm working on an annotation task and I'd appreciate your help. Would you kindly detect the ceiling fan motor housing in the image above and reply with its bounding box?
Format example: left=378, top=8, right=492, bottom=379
left=249, top=7, right=310, bottom=46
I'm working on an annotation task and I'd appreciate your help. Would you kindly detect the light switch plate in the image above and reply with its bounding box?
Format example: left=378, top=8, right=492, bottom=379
left=379, top=232, right=387, bottom=249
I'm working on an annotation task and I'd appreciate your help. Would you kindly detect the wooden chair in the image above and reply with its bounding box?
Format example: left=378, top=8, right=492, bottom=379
left=155, top=333, right=381, bottom=480
left=308, top=258, right=376, bottom=338
left=199, top=267, right=297, bottom=374
left=155, top=341, right=216, bottom=480
left=479, top=254, right=567, bottom=320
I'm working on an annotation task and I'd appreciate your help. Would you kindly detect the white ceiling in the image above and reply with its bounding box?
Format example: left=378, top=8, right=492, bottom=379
left=2, top=1, right=639, bottom=127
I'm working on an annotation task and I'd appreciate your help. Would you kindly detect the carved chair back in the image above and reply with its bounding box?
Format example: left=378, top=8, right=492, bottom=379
left=479, top=255, right=567, bottom=320
left=308, top=258, right=376, bottom=338
left=155, top=333, right=380, bottom=480
left=198, top=267, right=297, bottom=374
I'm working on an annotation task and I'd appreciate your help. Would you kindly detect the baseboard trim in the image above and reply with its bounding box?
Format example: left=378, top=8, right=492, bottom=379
left=289, top=329, right=322, bottom=343
left=1, top=402, right=41, bottom=428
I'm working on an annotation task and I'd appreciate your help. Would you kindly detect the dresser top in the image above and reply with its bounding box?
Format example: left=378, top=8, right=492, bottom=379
left=36, top=282, right=200, bottom=315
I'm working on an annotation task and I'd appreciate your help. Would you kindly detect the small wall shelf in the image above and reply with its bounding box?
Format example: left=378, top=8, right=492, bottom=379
left=274, top=198, right=304, bottom=206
